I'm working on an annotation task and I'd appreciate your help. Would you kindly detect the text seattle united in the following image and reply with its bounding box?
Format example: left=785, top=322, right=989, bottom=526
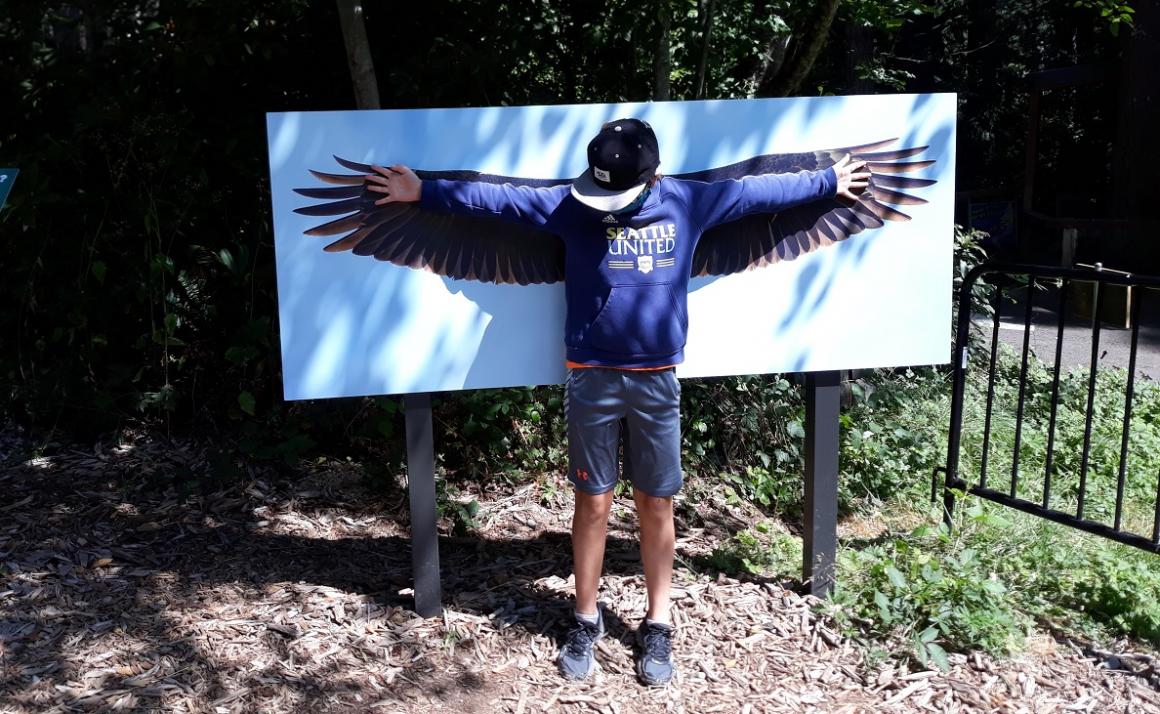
left=605, top=223, right=678, bottom=256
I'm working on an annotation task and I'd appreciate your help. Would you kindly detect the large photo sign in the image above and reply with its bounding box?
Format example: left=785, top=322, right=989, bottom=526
left=267, top=94, right=956, bottom=400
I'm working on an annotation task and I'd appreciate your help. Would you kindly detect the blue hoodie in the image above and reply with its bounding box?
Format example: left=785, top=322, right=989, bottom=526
left=420, top=168, right=838, bottom=368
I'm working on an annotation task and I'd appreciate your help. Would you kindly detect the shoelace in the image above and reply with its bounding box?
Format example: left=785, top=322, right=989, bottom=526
left=641, top=625, right=672, bottom=661
left=565, top=621, right=600, bottom=656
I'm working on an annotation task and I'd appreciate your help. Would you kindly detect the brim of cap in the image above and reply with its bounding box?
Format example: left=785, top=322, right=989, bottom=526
left=570, top=170, right=647, bottom=212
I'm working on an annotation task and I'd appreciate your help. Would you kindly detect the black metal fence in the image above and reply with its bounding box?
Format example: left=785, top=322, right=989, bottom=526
left=937, top=261, right=1160, bottom=554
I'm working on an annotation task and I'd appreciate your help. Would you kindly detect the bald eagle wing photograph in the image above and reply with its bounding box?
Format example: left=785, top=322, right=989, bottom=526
left=292, top=139, right=936, bottom=284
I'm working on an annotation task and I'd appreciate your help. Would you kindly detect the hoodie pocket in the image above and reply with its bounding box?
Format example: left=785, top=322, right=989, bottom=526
left=584, top=283, right=687, bottom=357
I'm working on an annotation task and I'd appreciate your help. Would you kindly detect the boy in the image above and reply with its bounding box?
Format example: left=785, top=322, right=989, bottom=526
left=367, top=118, right=867, bottom=685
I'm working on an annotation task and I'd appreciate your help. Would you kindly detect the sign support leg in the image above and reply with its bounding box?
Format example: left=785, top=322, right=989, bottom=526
left=803, top=370, right=840, bottom=597
left=404, top=392, right=442, bottom=617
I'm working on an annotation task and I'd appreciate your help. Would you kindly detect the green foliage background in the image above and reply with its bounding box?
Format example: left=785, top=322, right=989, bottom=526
left=1, top=0, right=1130, bottom=447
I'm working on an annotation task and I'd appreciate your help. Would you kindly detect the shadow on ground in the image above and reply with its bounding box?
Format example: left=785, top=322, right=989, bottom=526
left=0, top=441, right=796, bottom=711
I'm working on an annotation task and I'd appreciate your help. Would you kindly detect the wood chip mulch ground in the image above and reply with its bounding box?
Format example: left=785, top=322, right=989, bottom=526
left=0, top=428, right=1157, bottom=713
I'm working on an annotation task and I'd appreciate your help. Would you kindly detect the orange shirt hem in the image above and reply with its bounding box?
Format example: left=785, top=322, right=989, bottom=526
left=565, top=360, right=674, bottom=372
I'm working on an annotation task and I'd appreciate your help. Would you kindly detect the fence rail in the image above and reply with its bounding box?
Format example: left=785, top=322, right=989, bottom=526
left=938, top=261, right=1160, bottom=555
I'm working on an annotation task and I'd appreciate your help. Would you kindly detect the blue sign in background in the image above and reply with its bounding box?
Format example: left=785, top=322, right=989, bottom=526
left=0, top=169, right=18, bottom=210
left=266, top=95, right=956, bottom=400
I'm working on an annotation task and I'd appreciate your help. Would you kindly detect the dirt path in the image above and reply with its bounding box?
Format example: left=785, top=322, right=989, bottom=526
left=1, top=431, right=1157, bottom=713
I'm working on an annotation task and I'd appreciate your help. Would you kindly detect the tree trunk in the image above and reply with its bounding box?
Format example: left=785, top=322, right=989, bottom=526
left=842, top=17, right=874, bottom=93
left=52, top=5, right=85, bottom=55
left=764, top=0, right=840, bottom=97
left=693, top=0, right=715, bottom=99
left=1113, top=0, right=1159, bottom=266
left=335, top=0, right=381, bottom=109
left=963, top=0, right=997, bottom=196
left=747, top=34, right=789, bottom=97
left=653, top=0, right=672, bottom=101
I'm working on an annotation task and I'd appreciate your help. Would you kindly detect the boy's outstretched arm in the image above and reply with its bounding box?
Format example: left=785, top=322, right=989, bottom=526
left=367, top=155, right=868, bottom=206
left=686, top=154, right=872, bottom=232
left=365, top=163, right=565, bottom=229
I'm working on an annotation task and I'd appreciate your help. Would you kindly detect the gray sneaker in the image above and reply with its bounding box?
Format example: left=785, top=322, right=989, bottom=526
left=557, top=609, right=605, bottom=680
left=636, top=620, right=674, bottom=686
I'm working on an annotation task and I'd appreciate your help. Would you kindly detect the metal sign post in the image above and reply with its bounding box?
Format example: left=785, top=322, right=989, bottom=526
left=403, top=393, right=442, bottom=617
left=803, top=370, right=840, bottom=597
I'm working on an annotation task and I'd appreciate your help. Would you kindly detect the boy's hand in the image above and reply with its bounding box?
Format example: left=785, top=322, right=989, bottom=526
left=833, top=154, right=871, bottom=205
left=366, top=164, right=422, bottom=205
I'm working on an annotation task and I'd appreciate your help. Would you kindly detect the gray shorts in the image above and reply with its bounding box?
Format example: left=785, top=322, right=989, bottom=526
left=565, top=367, right=683, bottom=497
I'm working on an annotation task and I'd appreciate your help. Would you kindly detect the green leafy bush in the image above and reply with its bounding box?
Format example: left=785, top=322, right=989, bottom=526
left=1070, top=550, right=1160, bottom=644
left=840, top=366, right=951, bottom=503
left=998, top=522, right=1160, bottom=646
left=825, top=503, right=1032, bottom=668
left=707, top=520, right=802, bottom=577
left=434, top=386, right=566, bottom=482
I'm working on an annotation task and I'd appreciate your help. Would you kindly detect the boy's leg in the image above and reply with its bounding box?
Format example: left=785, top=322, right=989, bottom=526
left=623, top=369, right=681, bottom=686
left=572, top=488, right=615, bottom=615
left=558, top=368, right=624, bottom=680
left=632, top=488, right=675, bottom=623
left=623, top=368, right=683, bottom=619
left=565, top=368, right=624, bottom=613
left=560, top=491, right=611, bottom=681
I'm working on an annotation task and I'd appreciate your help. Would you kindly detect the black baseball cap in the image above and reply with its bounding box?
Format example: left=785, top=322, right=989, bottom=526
left=571, top=118, right=660, bottom=212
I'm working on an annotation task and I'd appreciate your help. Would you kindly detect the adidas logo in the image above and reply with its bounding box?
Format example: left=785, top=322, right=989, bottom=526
left=602, top=214, right=618, bottom=224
